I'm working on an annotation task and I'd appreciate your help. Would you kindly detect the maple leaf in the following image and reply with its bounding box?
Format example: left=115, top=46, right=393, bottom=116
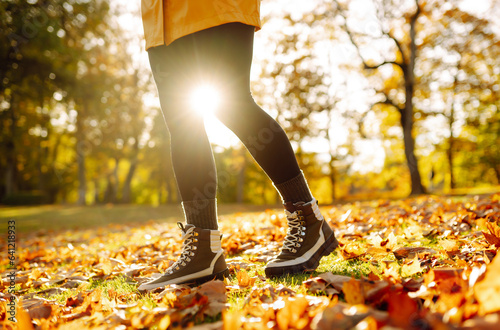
left=401, top=255, right=423, bottom=277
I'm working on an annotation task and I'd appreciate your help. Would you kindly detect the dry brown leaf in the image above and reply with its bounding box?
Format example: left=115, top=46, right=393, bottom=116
left=317, top=272, right=352, bottom=291
left=393, top=246, right=437, bottom=260
left=482, top=223, right=500, bottom=248
left=315, top=303, right=371, bottom=330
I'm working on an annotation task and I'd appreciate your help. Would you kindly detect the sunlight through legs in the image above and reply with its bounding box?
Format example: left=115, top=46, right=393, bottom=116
left=189, top=84, right=221, bottom=118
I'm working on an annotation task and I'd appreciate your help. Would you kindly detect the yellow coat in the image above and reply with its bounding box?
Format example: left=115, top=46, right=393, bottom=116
left=141, top=0, right=262, bottom=50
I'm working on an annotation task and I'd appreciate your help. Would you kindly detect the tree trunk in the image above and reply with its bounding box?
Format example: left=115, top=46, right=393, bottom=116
left=121, top=141, right=139, bottom=203
left=158, top=175, right=163, bottom=204
left=401, top=108, right=425, bottom=195
left=493, top=165, right=500, bottom=185
left=166, top=175, right=174, bottom=204
left=237, top=152, right=247, bottom=203
left=5, top=94, right=18, bottom=196
left=447, top=107, right=455, bottom=190
left=112, top=157, right=120, bottom=202
left=92, top=179, right=98, bottom=204
left=76, top=107, right=87, bottom=205
left=326, top=111, right=336, bottom=202
left=103, top=174, right=116, bottom=204
left=402, top=2, right=425, bottom=195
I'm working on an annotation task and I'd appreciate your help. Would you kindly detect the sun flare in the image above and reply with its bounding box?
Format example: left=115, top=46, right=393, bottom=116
left=190, top=84, right=221, bottom=118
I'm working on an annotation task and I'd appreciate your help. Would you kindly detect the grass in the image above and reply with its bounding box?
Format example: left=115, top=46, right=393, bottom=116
left=0, top=203, right=282, bottom=233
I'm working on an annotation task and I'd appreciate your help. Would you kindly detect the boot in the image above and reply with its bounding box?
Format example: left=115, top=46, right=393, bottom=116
left=265, top=199, right=338, bottom=277
left=138, top=223, right=229, bottom=291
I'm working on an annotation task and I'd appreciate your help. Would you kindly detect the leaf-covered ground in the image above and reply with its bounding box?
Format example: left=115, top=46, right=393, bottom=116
left=1, top=194, right=500, bottom=329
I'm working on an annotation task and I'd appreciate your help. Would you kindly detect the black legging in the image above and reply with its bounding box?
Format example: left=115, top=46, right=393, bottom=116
left=148, top=22, right=301, bottom=201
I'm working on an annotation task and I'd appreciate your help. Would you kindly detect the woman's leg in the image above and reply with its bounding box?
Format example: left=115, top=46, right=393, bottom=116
left=148, top=37, right=219, bottom=230
left=203, top=23, right=338, bottom=277
left=139, top=32, right=231, bottom=291
left=192, top=23, right=313, bottom=203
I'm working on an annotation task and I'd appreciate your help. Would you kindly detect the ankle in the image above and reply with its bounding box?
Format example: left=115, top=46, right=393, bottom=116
left=274, top=171, right=313, bottom=203
left=182, top=198, right=218, bottom=230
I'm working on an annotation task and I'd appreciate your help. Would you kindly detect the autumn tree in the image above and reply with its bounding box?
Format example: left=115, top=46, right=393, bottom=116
left=416, top=3, right=500, bottom=189
left=332, top=0, right=427, bottom=194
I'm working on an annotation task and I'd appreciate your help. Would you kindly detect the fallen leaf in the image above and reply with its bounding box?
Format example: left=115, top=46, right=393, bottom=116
left=315, top=303, right=370, bottom=330
left=236, top=269, right=256, bottom=288
left=342, top=278, right=364, bottom=305
left=317, top=272, right=352, bottom=291
left=340, top=242, right=366, bottom=259
left=198, top=280, right=227, bottom=303
left=401, top=255, right=423, bottom=277
left=393, top=246, right=437, bottom=260
left=424, top=268, right=464, bottom=285
left=482, top=223, right=500, bottom=248
left=387, top=291, right=418, bottom=328
left=17, top=303, right=35, bottom=330
left=474, top=253, right=500, bottom=315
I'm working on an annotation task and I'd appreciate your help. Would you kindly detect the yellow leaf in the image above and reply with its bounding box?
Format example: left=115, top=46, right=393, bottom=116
left=439, top=239, right=458, bottom=252
left=385, top=232, right=399, bottom=251
left=401, top=255, right=422, bottom=277
left=158, top=315, right=171, bottom=330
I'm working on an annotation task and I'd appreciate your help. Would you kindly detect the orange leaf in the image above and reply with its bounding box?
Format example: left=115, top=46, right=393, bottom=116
left=236, top=269, right=256, bottom=288
left=474, top=253, right=500, bottom=315
left=342, top=278, right=364, bottom=305
left=17, top=303, right=35, bottom=330
left=387, top=291, right=418, bottom=328
left=223, top=310, right=243, bottom=330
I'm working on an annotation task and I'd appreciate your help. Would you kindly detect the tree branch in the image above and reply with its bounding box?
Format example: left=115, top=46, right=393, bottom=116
left=364, top=61, right=402, bottom=70
left=334, top=0, right=404, bottom=71
left=373, top=94, right=403, bottom=113
left=383, top=30, right=406, bottom=65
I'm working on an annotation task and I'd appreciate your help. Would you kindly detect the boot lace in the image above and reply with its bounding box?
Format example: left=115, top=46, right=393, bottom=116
left=282, top=210, right=306, bottom=254
left=166, top=222, right=198, bottom=275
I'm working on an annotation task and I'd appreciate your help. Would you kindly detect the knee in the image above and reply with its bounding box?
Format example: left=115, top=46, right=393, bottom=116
left=215, top=91, right=257, bottom=123
left=164, top=111, right=205, bottom=141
